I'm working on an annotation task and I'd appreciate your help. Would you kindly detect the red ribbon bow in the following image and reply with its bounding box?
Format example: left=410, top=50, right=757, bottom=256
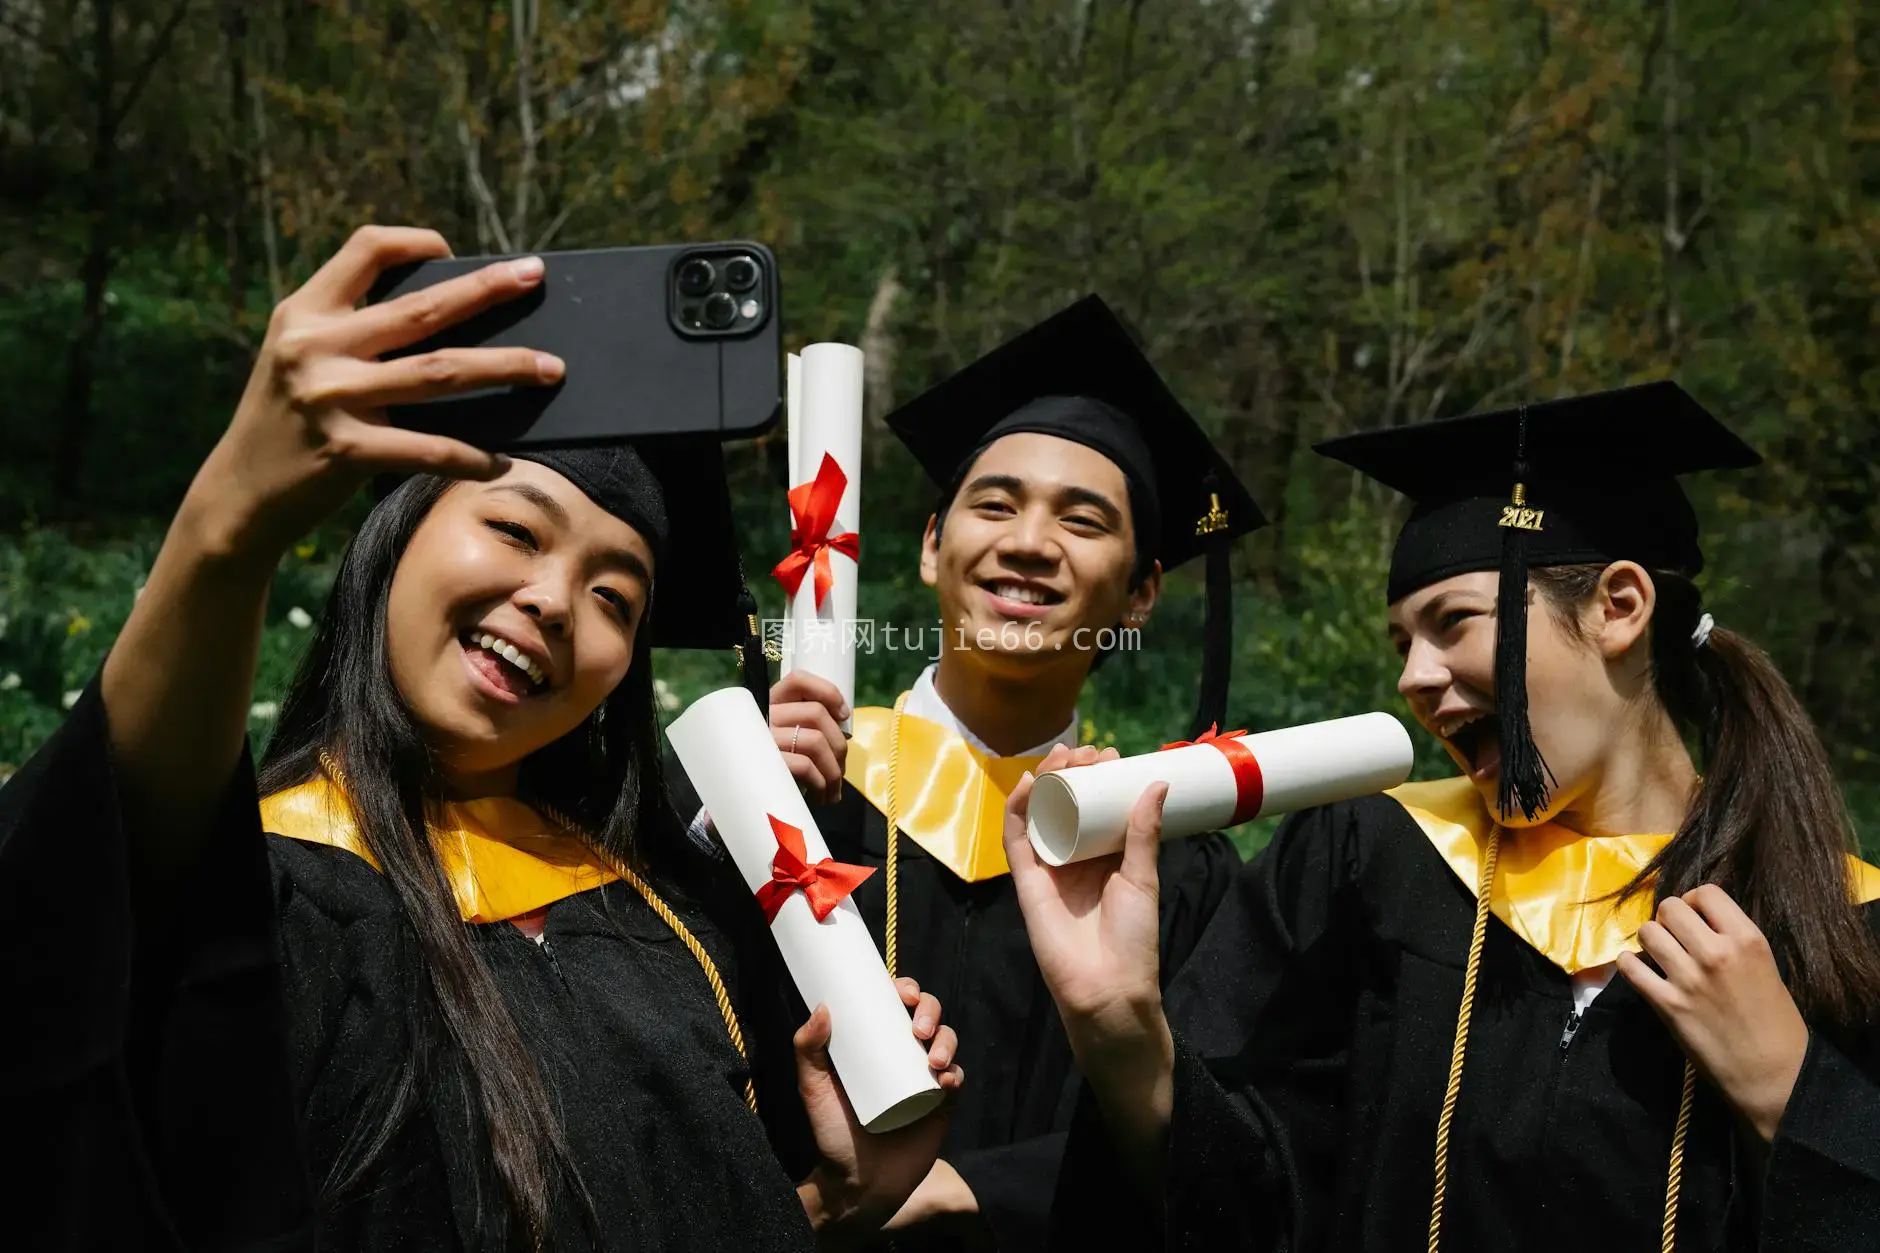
left=1159, top=722, right=1248, bottom=751
left=772, top=453, right=861, bottom=611
left=753, top=814, right=876, bottom=924
left=1159, top=723, right=1265, bottom=826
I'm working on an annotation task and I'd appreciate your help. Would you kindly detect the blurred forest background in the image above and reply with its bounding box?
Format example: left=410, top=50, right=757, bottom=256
left=3, top=0, right=1879, bottom=844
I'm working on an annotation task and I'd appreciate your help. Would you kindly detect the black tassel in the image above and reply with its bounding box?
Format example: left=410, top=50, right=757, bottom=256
left=1190, top=535, right=1233, bottom=740
left=1494, top=450, right=1554, bottom=821
left=734, top=580, right=771, bottom=718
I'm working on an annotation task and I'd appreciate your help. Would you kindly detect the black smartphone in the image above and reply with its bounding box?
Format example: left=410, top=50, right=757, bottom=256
left=365, top=242, right=782, bottom=448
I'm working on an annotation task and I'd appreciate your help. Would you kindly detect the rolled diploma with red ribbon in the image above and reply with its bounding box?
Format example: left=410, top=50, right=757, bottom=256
left=665, top=686, right=944, bottom=1133
left=780, top=343, right=863, bottom=727
left=1025, top=713, right=1415, bottom=866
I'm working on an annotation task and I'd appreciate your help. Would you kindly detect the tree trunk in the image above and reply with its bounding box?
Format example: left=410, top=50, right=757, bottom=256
left=56, top=0, right=120, bottom=502
left=860, top=264, right=902, bottom=466
left=224, top=0, right=251, bottom=316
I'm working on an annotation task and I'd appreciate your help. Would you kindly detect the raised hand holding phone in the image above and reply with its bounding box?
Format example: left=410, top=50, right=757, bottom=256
left=194, top=227, right=562, bottom=562
left=104, top=225, right=562, bottom=910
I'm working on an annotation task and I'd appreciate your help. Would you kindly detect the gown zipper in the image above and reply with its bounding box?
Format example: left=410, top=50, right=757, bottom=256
left=537, top=931, right=569, bottom=987
left=1558, top=1007, right=1585, bottom=1052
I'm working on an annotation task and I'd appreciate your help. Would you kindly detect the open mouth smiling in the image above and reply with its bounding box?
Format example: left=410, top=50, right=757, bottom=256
left=1433, top=709, right=1500, bottom=776
left=979, top=579, right=1066, bottom=614
left=459, top=628, right=550, bottom=697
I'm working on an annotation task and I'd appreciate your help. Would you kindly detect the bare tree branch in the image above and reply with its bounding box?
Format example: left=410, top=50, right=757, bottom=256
left=511, top=0, right=539, bottom=246
left=0, top=7, right=87, bottom=79
left=110, top=0, right=195, bottom=131
left=531, top=167, right=607, bottom=251
left=861, top=265, right=903, bottom=430
left=249, top=80, right=282, bottom=303
left=457, top=117, right=514, bottom=253
left=1556, top=165, right=1605, bottom=392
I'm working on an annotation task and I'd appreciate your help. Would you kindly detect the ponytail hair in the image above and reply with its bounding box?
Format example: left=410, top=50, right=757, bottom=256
left=1533, top=565, right=1880, bottom=1031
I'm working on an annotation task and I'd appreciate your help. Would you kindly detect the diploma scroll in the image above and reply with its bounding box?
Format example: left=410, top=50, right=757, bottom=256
left=1026, top=713, right=1415, bottom=866
left=778, top=344, right=864, bottom=729
left=666, top=687, right=944, bottom=1133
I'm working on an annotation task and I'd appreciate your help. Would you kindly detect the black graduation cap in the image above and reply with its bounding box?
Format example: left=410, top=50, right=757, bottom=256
left=885, top=295, right=1267, bottom=738
left=1315, top=380, right=1760, bottom=819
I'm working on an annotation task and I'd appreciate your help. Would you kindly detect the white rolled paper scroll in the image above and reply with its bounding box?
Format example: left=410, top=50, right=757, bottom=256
left=780, top=343, right=864, bottom=728
left=666, top=686, right=943, bottom=1133
left=1026, top=713, right=1415, bottom=866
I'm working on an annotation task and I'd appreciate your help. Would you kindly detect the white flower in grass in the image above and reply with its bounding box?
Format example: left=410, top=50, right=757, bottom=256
left=250, top=701, right=280, bottom=720
left=61, top=690, right=81, bottom=709
left=287, top=607, right=314, bottom=630
left=0, top=672, right=19, bottom=690
left=654, top=677, right=682, bottom=712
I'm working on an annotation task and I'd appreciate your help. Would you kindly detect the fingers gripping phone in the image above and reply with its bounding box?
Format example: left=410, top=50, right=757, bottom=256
left=366, top=242, right=782, bottom=448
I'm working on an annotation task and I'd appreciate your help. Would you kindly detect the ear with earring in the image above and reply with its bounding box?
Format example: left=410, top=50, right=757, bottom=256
left=1127, top=611, right=1148, bottom=626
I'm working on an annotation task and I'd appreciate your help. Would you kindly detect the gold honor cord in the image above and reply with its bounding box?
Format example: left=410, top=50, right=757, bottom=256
left=1427, top=826, right=1500, bottom=1252
left=883, top=691, right=912, bottom=978
left=540, top=803, right=758, bottom=1116
left=1663, top=1055, right=1696, bottom=1252
left=1429, top=826, right=1696, bottom=1251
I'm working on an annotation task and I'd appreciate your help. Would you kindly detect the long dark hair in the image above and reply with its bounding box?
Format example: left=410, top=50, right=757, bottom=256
left=257, top=474, right=684, bottom=1245
left=1532, top=564, right=1880, bottom=1030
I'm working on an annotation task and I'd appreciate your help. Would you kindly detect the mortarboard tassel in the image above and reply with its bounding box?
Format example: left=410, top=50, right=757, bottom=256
left=1494, top=409, right=1555, bottom=821
left=734, top=573, right=771, bottom=718
left=1190, top=479, right=1234, bottom=741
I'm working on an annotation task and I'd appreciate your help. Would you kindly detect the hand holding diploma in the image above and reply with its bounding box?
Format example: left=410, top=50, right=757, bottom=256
left=795, top=976, right=965, bottom=1242
left=769, top=670, right=851, bottom=805
left=1025, top=713, right=1413, bottom=865
left=666, top=687, right=950, bottom=1132
left=1003, top=744, right=1176, bottom=1192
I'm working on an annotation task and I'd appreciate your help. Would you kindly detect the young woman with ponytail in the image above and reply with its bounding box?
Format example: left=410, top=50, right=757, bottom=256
left=0, top=226, right=961, bottom=1250
left=1003, top=384, right=1880, bottom=1251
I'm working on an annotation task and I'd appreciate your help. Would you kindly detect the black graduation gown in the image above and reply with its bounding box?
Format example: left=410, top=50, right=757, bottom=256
left=1051, top=793, right=1880, bottom=1251
left=0, top=682, right=821, bottom=1251
left=816, top=783, right=1239, bottom=1250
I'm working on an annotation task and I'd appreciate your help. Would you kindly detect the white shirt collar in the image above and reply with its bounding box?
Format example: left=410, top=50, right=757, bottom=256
left=904, top=664, right=1079, bottom=759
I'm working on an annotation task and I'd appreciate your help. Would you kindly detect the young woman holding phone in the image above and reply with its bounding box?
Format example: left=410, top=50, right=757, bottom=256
left=1, top=227, right=960, bottom=1251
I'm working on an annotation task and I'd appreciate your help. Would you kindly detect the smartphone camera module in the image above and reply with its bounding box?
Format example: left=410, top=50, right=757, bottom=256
left=670, top=246, right=771, bottom=340
left=724, top=256, right=760, bottom=293
left=702, top=293, right=738, bottom=329
left=677, top=258, right=716, bottom=297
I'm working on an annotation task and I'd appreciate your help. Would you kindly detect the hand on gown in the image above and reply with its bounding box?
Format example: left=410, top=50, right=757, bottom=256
left=769, top=671, right=850, bottom=805
left=1002, top=744, right=1170, bottom=1065
left=1618, top=883, right=1812, bottom=1142
left=794, top=977, right=963, bottom=1246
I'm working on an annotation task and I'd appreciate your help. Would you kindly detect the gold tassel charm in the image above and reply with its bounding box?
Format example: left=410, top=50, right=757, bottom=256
left=1498, top=482, right=1544, bottom=532
left=1194, top=492, right=1230, bottom=537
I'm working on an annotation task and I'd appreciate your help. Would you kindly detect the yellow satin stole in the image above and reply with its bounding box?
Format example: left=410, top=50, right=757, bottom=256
left=844, top=704, right=1046, bottom=883
left=261, top=776, right=619, bottom=924
left=1391, top=776, right=1880, bottom=973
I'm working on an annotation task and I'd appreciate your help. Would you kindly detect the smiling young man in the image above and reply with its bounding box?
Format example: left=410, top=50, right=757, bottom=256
left=767, top=296, right=1263, bottom=1250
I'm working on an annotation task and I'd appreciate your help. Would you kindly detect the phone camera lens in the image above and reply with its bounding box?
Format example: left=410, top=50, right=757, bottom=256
left=724, top=256, right=760, bottom=293
left=702, top=292, right=738, bottom=329
left=678, top=258, right=716, bottom=296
